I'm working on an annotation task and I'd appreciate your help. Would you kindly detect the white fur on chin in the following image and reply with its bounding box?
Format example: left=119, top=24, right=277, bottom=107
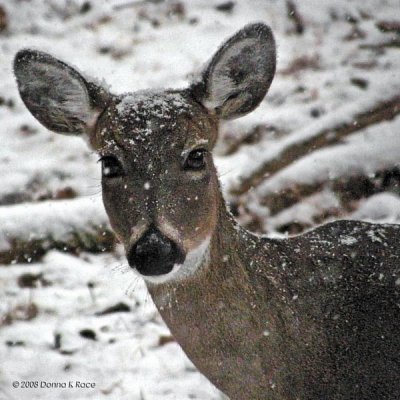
left=141, top=236, right=211, bottom=285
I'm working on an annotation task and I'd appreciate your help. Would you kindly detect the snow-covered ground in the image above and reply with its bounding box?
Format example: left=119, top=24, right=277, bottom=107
left=1, top=0, right=399, bottom=399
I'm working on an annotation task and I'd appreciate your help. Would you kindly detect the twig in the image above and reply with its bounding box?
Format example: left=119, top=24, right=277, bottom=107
left=286, top=1, right=304, bottom=35
left=113, top=0, right=164, bottom=11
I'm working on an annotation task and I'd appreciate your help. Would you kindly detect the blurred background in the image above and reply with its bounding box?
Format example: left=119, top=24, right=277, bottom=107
left=0, top=0, right=399, bottom=399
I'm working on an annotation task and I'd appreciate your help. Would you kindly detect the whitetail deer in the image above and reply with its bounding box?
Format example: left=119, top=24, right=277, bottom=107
left=14, top=23, right=400, bottom=400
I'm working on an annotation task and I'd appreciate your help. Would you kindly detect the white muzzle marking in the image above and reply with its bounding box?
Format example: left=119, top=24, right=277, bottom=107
left=140, top=236, right=211, bottom=285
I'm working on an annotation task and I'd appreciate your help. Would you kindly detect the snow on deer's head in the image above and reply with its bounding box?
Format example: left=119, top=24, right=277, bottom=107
left=14, top=23, right=276, bottom=283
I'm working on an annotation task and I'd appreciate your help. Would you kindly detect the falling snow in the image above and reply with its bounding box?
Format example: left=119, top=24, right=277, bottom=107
left=1, top=0, right=400, bottom=399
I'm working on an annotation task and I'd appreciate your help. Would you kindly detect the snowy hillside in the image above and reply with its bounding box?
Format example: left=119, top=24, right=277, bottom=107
left=0, top=0, right=399, bottom=399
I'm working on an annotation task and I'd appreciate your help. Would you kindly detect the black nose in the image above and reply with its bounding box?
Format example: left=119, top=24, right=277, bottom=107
left=127, top=227, right=185, bottom=276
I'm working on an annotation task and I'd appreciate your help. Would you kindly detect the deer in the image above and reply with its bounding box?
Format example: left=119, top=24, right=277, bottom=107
left=13, top=23, right=400, bottom=400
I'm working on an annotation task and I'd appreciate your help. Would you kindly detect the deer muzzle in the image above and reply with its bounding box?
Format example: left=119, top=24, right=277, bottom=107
left=127, top=226, right=185, bottom=276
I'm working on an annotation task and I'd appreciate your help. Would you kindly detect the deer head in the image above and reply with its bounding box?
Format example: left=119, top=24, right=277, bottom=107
left=14, top=23, right=276, bottom=284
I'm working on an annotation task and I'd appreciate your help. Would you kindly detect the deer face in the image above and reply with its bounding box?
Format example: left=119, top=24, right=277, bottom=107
left=14, top=23, right=276, bottom=283
left=95, top=91, right=220, bottom=281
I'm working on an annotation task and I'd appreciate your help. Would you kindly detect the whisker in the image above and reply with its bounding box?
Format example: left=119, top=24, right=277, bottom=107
left=110, top=261, right=130, bottom=275
left=86, top=191, right=102, bottom=197
left=125, top=275, right=141, bottom=297
left=218, top=167, right=236, bottom=178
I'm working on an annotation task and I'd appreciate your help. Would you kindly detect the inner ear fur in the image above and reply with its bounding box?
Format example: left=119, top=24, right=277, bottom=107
left=191, top=23, right=276, bottom=120
left=14, top=49, right=110, bottom=136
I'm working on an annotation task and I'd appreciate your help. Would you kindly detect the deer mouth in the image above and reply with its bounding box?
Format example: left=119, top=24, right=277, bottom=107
left=127, top=227, right=185, bottom=276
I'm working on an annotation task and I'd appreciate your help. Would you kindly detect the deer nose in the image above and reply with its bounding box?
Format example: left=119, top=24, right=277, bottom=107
left=127, top=227, right=185, bottom=276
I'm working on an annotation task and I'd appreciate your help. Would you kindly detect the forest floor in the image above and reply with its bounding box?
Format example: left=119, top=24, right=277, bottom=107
left=0, top=1, right=399, bottom=399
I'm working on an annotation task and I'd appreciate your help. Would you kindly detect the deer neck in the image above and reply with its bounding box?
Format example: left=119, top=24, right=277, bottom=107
left=146, top=193, right=284, bottom=399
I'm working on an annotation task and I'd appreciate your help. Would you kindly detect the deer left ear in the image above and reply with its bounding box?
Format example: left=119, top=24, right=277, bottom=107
left=14, top=49, right=110, bottom=137
left=191, top=23, right=276, bottom=120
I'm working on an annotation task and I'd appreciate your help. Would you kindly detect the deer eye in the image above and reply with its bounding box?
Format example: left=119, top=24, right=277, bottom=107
left=184, top=149, right=206, bottom=170
left=100, top=156, right=124, bottom=178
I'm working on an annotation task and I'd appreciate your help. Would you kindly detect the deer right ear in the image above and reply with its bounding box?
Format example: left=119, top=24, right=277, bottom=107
left=14, top=49, right=109, bottom=137
left=191, top=23, right=276, bottom=120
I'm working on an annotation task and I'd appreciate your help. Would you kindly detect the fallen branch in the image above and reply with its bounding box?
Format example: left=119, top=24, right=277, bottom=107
left=234, top=166, right=400, bottom=235
left=359, top=39, right=400, bottom=50
left=265, top=190, right=342, bottom=235
left=229, top=93, right=400, bottom=196
left=263, top=170, right=392, bottom=216
left=218, top=124, right=285, bottom=156
left=0, top=197, right=116, bottom=265
left=376, top=20, right=400, bottom=34
left=256, top=114, right=400, bottom=210
left=262, top=171, right=386, bottom=216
